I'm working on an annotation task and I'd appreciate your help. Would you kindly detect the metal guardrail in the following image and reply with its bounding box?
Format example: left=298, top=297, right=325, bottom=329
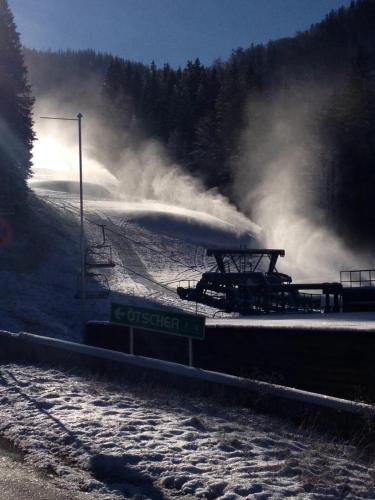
left=298, top=292, right=323, bottom=312
left=2, top=329, right=375, bottom=437
left=340, top=269, right=375, bottom=288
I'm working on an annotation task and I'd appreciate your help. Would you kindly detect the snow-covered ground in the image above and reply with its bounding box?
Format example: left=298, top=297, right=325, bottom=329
left=0, top=362, right=374, bottom=499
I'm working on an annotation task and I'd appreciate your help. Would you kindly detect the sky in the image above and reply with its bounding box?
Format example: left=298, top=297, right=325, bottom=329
left=9, top=0, right=352, bottom=68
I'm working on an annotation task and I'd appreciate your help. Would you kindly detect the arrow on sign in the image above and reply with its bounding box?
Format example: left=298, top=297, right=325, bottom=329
left=114, top=307, right=126, bottom=322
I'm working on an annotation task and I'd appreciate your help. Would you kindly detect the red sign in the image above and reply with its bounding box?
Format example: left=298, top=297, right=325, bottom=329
left=0, top=218, right=12, bottom=246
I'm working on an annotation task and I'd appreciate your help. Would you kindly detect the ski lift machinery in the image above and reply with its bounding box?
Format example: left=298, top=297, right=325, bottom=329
left=80, top=224, right=116, bottom=299
left=177, top=248, right=342, bottom=315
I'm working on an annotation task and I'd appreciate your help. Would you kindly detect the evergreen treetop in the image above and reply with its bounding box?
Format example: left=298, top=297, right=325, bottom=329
left=0, top=0, right=34, bottom=204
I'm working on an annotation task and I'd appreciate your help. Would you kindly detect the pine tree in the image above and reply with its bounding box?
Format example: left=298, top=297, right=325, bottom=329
left=320, top=48, right=375, bottom=244
left=0, top=0, right=34, bottom=206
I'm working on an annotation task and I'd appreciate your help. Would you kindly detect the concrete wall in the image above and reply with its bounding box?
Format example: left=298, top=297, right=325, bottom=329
left=85, top=321, right=375, bottom=400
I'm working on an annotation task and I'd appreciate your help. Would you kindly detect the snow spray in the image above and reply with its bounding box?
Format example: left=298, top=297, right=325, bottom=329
left=233, top=88, right=367, bottom=281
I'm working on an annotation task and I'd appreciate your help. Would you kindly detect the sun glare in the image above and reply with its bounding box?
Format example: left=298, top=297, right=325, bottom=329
left=31, top=134, right=118, bottom=187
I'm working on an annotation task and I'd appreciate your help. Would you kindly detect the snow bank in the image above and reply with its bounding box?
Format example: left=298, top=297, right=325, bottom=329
left=0, top=362, right=374, bottom=499
left=207, top=312, right=375, bottom=332
left=29, top=180, right=113, bottom=200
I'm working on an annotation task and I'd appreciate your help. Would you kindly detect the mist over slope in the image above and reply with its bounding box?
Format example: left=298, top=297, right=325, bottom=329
left=31, top=86, right=260, bottom=239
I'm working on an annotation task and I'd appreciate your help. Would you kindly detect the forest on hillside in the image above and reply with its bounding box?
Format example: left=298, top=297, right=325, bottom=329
left=9, top=0, right=375, bottom=249
left=0, top=0, right=33, bottom=213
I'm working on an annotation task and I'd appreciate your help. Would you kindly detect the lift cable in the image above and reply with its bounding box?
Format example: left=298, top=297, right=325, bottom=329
left=43, top=197, right=210, bottom=289
left=114, top=260, right=177, bottom=294
left=84, top=215, right=207, bottom=272
left=47, top=197, right=210, bottom=271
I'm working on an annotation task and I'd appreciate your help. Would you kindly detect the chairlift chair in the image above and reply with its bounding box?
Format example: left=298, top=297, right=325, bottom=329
left=75, top=225, right=115, bottom=300
left=85, top=224, right=115, bottom=269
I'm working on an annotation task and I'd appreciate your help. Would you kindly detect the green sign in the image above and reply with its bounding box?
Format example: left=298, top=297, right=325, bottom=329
left=110, top=303, right=205, bottom=340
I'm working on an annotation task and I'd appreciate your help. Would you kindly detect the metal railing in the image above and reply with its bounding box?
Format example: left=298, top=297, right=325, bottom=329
left=340, top=269, right=375, bottom=288
left=177, top=280, right=198, bottom=289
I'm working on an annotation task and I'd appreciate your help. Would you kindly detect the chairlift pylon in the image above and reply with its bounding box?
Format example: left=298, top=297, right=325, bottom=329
left=75, top=272, right=111, bottom=300
left=85, top=272, right=111, bottom=299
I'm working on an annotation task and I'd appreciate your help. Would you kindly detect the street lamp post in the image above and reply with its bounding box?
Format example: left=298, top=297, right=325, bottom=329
left=40, top=113, right=86, bottom=332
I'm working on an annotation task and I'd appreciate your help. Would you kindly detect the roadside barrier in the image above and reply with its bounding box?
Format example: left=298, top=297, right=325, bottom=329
left=0, top=329, right=374, bottom=438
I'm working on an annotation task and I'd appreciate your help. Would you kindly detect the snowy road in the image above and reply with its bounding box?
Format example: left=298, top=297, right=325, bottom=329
left=0, top=363, right=374, bottom=499
left=0, top=437, right=84, bottom=500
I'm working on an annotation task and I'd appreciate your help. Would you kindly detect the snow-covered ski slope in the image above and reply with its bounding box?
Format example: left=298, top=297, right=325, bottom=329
left=4, top=179, right=255, bottom=340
